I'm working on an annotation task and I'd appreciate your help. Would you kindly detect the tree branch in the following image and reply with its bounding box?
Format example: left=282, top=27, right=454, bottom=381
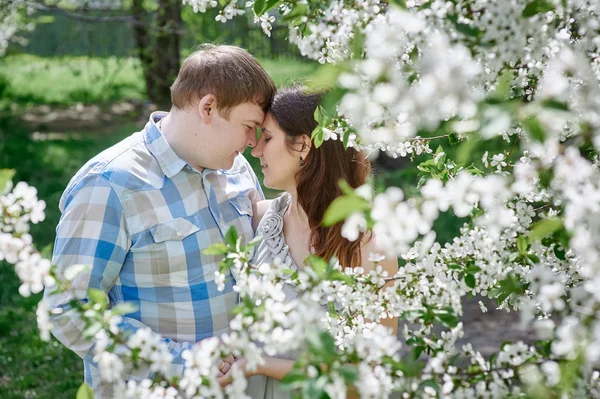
left=19, top=0, right=186, bottom=34
left=21, top=0, right=136, bottom=23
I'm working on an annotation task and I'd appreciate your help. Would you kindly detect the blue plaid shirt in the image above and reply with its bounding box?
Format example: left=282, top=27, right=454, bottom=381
left=44, top=112, right=263, bottom=397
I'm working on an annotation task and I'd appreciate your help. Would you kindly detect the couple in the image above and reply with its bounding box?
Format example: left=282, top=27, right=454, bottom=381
left=45, top=44, right=397, bottom=398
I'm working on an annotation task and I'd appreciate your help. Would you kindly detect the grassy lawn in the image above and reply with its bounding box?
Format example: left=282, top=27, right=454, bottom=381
left=0, top=53, right=319, bottom=398
left=0, top=54, right=320, bottom=108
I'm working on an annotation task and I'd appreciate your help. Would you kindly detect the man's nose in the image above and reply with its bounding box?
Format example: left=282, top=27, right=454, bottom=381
left=247, top=129, right=258, bottom=148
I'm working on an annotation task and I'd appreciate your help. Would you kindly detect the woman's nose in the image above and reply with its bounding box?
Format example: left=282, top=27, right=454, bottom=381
left=251, top=144, right=261, bottom=158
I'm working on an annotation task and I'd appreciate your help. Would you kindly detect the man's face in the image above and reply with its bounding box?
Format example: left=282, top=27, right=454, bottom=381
left=203, top=102, right=265, bottom=170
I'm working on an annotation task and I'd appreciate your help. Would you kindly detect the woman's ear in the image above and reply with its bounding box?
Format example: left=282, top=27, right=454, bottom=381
left=300, top=134, right=312, bottom=158
left=198, top=94, right=217, bottom=124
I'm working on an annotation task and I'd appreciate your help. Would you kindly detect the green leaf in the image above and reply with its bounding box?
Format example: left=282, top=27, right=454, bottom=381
left=390, top=0, right=407, bottom=8
left=338, top=365, right=358, bottom=383
left=87, top=288, right=108, bottom=307
left=264, top=0, right=282, bottom=13
left=0, top=169, right=15, bottom=194
left=457, top=135, right=480, bottom=165
left=203, top=243, right=229, bottom=255
left=529, top=217, right=563, bottom=241
left=491, top=275, right=527, bottom=306
left=253, top=0, right=266, bottom=15
left=419, top=379, right=442, bottom=397
left=466, top=264, right=481, bottom=274
left=330, top=270, right=353, bottom=284
left=83, top=322, right=103, bottom=339
left=322, top=196, right=368, bottom=226
left=554, top=245, right=566, bottom=260
left=281, top=4, right=308, bottom=23
left=494, top=69, right=514, bottom=99
left=280, top=369, right=307, bottom=389
left=465, top=274, right=476, bottom=289
left=436, top=311, right=459, bottom=328
left=517, top=235, right=528, bottom=255
left=318, top=331, right=336, bottom=356
left=338, top=179, right=356, bottom=196
left=311, top=127, right=324, bottom=148
left=320, top=88, right=346, bottom=117
left=541, top=99, right=568, bottom=111
left=418, top=0, right=434, bottom=10
left=448, top=15, right=481, bottom=37
left=306, top=330, right=336, bottom=358
left=523, top=116, right=546, bottom=142
left=225, top=226, right=239, bottom=247
left=248, top=235, right=264, bottom=248
left=76, top=383, right=94, bottom=399
left=308, top=255, right=328, bottom=276
left=448, top=132, right=459, bottom=145
left=110, top=302, right=138, bottom=316
left=522, top=0, right=555, bottom=17
left=302, top=375, right=328, bottom=398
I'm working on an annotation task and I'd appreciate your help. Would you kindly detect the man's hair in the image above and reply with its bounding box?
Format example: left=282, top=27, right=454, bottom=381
left=170, top=44, right=276, bottom=116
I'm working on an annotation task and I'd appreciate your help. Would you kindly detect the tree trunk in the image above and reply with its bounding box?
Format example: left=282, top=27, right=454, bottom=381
left=131, top=0, right=182, bottom=108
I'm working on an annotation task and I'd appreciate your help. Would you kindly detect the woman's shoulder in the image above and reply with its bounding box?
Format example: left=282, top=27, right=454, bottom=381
left=252, top=199, right=273, bottom=231
left=252, top=192, right=291, bottom=230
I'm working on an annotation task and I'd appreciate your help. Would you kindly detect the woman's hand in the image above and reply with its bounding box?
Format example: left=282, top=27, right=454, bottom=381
left=218, top=356, right=257, bottom=387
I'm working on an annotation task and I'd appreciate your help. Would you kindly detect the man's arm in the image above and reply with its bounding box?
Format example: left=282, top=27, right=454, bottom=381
left=44, top=172, right=201, bottom=380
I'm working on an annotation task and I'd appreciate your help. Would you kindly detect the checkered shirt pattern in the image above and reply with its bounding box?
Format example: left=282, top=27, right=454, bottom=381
left=44, top=112, right=263, bottom=397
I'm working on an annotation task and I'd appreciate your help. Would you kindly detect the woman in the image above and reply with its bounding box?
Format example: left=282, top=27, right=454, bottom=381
left=225, top=86, right=398, bottom=397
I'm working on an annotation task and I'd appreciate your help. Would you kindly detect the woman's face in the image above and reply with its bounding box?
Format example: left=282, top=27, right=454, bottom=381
left=251, top=113, right=305, bottom=191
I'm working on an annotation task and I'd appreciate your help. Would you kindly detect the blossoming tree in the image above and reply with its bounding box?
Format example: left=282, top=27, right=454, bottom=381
left=3, top=0, right=600, bottom=397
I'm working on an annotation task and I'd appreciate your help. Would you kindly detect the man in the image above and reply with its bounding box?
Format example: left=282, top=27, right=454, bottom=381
left=44, top=44, right=276, bottom=397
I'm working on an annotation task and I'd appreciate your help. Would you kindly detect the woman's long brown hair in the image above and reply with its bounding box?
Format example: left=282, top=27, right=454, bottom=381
left=268, top=86, right=372, bottom=267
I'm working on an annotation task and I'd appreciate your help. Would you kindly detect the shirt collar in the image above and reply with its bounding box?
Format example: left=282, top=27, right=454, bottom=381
left=144, top=111, right=188, bottom=178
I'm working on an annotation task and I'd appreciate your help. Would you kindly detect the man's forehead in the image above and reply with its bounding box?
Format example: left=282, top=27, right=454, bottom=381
left=236, top=101, right=265, bottom=124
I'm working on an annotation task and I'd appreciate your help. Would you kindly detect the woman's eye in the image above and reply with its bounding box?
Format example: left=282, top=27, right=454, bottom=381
left=264, top=137, right=271, bottom=143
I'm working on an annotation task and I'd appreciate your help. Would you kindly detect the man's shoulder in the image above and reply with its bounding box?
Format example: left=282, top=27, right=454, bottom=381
left=64, top=131, right=159, bottom=196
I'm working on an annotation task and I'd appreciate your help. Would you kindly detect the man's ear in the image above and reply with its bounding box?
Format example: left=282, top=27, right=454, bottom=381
left=198, top=94, right=217, bottom=124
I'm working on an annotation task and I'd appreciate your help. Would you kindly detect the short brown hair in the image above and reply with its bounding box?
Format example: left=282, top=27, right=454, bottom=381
left=170, top=44, right=276, bottom=115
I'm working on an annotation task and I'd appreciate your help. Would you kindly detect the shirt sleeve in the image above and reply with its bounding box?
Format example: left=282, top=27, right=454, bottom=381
left=44, top=172, right=193, bottom=381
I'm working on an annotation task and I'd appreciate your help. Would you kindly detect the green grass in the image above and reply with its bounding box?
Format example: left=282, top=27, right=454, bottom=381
left=0, top=54, right=320, bottom=108
left=0, top=55, right=145, bottom=106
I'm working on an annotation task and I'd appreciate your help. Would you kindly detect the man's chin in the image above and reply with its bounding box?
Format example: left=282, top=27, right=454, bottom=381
left=220, top=157, right=236, bottom=171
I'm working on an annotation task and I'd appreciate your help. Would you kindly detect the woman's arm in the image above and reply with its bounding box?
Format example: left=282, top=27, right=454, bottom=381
left=255, top=356, right=295, bottom=380
left=219, top=355, right=295, bottom=387
left=360, top=236, right=399, bottom=336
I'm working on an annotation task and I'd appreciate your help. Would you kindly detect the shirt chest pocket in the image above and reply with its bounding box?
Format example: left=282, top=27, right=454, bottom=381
left=228, top=196, right=253, bottom=233
left=149, top=216, right=205, bottom=285
left=226, top=196, right=256, bottom=258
